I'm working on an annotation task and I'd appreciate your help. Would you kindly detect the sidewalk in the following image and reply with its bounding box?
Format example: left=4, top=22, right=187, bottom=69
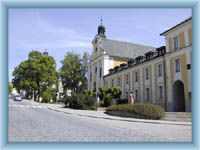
left=39, top=102, right=191, bottom=126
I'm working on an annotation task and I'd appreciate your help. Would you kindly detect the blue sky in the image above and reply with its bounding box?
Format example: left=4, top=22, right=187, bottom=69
left=9, top=8, right=191, bottom=81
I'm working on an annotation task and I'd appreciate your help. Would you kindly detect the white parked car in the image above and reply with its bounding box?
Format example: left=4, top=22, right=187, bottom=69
left=14, top=95, right=22, bottom=101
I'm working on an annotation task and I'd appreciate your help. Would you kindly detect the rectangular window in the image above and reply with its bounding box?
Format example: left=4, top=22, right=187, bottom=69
left=175, top=59, right=180, bottom=72
left=135, top=89, right=138, bottom=101
left=126, top=92, right=128, bottom=99
left=126, top=74, right=128, bottom=84
left=159, top=86, right=163, bottom=98
left=158, top=64, right=162, bottom=77
left=146, top=88, right=149, bottom=100
left=174, top=36, right=179, bottom=50
left=118, top=77, right=121, bottom=86
left=95, top=67, right=97, bottom=73
left=146, top=68, right=149, bottom=80
left=111, top=79, right=114, bottom=87
left=135, top=72, right=138, bottom=82
left=93, top=82, right=96, bottom=92
left=99, top=68, right=102, bottom=78
left=90, top=72, right=92, bottom=81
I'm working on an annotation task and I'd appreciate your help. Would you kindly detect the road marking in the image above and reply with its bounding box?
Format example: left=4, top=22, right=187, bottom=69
left=9, top=104, right=47, bottom=109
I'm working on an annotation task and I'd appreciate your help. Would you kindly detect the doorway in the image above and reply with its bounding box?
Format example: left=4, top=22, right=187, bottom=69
left=173, top=80, right=186, bottom=112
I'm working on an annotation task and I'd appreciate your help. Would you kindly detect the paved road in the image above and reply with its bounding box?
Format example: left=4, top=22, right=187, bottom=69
left=9, top=99, right=192, bottom=142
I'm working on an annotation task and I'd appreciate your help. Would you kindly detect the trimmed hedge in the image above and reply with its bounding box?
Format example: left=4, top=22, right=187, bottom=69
left=106, top=104, right=165, bottom=120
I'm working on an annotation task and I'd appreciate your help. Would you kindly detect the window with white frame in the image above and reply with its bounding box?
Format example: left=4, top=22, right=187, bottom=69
left=146, top=88, right=150, bottom=100
left=173, top=36, right=179, bottom=50
left=175, top=58, right=180, bottom=73
left=146, top=68, right=149, bottom=80
left=158, top=64, right=162, bottom=77
left=135, top=71, right=138, bottom=82
left=158, top=86, right=163, bottom=98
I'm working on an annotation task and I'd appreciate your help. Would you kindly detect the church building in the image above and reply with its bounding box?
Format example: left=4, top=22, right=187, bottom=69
left=88, top=20, right=156, bottom=93
left=88, top=17, right=192, bottom=112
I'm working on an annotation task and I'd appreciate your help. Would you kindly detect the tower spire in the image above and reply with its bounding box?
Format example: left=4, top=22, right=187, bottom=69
left=97, top=18, right=106, bottom=38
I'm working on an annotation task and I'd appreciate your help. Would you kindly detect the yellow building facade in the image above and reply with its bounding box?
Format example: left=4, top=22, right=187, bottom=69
left=89, top=17, right=192, bottom=112
left=161, top=17, right=192, bottom=112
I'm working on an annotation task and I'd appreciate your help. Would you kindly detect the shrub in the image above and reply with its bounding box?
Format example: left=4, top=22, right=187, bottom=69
left=63, top=93, right=95, bottom=110
left=41, top=88, right=56, bottom=103
left=104, top=96, right=112, bottom=107
left=106, top=103, right=165, bottom=120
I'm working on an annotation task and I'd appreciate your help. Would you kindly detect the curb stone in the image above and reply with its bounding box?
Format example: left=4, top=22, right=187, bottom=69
left=46, top=105, right=191, bottom=126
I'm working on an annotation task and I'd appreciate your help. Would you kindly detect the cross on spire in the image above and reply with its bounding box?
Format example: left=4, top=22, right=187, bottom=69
left=100, top=18, right=103, bottom=25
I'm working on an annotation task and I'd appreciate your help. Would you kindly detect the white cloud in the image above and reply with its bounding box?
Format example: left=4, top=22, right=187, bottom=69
left=10, top=12, right=92, bottom=50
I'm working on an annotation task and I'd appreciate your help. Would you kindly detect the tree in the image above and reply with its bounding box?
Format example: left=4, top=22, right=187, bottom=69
left=8, top=82, right=13, bottom=94
left=98, top=87, right=107, bottom=101
left=80, top=52, right=90, bottom=91
left=12, top=50, right=57, bottom=101
left=60, top=52, right=83, bottom=93
left=110, top=87, right=122, bottom=99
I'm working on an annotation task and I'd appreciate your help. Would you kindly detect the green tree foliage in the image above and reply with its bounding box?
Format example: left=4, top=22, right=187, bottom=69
left=98, top=87, right=107, bottom=101
left=8, top=82, right=13, bottom=93
left=12, top=50, right=57, bottom=101
left=80, top=52, right=90, bottom=91
left=98, top=87, right=122, bottom=107
left=60, top=52, right=84, bottom=93
left=83, top=90, right=92, bottom=96
left=110, top=87, right=122, bottom=99
left=41, top=88, right=56, bottom=103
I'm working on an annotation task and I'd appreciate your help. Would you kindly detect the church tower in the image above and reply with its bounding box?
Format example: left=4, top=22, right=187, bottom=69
left=97, top=19, right=106, bottom=38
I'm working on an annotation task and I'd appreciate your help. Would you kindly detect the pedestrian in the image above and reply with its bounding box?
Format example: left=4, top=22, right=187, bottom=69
left=129, top=92, right=135, bottom=105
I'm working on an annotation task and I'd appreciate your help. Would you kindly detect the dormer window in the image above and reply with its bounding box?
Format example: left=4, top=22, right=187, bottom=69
left=156, top=46, right=166, bottom=56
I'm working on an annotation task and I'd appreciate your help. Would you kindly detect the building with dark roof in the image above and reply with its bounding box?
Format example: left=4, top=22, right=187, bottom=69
left=88, top=20, right=156, bottom=94
left=102, top=17, right=192, bottom=112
